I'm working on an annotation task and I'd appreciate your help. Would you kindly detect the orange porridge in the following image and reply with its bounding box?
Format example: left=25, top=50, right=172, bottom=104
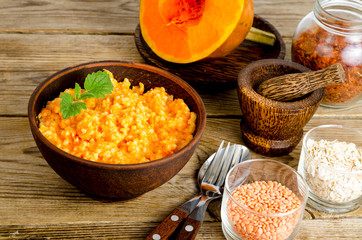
left=38, top=73, right=197, bottom=164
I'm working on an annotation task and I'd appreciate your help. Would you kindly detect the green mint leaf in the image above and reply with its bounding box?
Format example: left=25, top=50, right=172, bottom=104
left=84, top=71, right=113, bottom=98
left=64, top=101, right=87, bottom=119
left=60, top=92, right=87, bottom=119
left=74, top=83, right=81, bottom=100
left=59, top=71, right=114, bottom=119
left=78, top=92, right=96, bottom=100
left=60, top=92, right=73, bottom=110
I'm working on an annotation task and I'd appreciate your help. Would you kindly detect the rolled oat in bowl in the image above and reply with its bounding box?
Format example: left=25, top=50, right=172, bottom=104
left=305, top=139, right=362, bottom=203
left=298, top=125, right=362, bottom=213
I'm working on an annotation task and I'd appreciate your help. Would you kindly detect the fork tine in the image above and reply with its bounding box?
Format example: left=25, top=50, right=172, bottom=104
left=208, top=142, right=231, bottom=184
left=241, top=146, right=251, bottom=161
left=219, top=145, right=245, bottom=184
left=230, top=145, right=243, bottom=167
left=202, top=141, right=225, bottom=182
left=203, top=141, right=230, bottom=184
left=202, top=142, right=247, bottom=187
left=216, top=144, right=237, bottom=186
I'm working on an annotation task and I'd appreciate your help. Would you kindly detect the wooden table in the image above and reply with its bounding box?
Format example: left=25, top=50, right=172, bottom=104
left=0, top=0, right=361, bottom=239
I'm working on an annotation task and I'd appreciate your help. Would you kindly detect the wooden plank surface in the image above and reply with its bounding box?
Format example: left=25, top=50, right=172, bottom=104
left=1, top=219, right=362, bottom=240
left=1, top=118, right=361, bottom=225
left=0, top=0, right=314, bottom=36
left=0, top=0, right=361, bottom=239
left=0, top=65, right=361, bottom=117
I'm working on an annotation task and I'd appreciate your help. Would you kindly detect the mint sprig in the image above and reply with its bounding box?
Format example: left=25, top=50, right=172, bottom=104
left=60, top=92, right=87, bottom=119
left=59, top=70, right=114, bottom=119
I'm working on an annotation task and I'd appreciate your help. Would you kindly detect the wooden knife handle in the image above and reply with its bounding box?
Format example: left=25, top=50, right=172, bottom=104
left=145, top=208, right=189, bottom=240
left=174, top=217, right=202, bottom=240
left=174, top=197, right=211, bottom=240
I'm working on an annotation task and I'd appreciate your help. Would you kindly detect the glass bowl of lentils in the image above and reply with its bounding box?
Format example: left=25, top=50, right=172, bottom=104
left=298, top=125, right=362, bottom=213
left=221, top=159, right=308, bottom=240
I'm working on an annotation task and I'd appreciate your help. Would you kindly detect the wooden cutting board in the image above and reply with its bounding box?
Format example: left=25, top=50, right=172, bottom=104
left=134, top=15, right=286, bottom=89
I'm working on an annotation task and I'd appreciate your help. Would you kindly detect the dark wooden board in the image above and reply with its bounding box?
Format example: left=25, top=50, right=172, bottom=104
left=135, top=15, right=286, bottom=88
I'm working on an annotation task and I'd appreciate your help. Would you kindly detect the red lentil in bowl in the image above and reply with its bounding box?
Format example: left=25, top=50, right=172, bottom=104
left=28, top=61, right=206, bottom=200
left=38, top=71, right=197, bottom=164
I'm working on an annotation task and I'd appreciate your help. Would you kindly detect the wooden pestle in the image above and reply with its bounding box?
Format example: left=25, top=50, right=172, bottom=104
left=256, top=63, right=345, bottom=101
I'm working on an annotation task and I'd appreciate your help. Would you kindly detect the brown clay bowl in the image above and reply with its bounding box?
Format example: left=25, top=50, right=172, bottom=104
left=237, top=59, right=324, bottom=156
left=28, top=61, right=206, bottom=200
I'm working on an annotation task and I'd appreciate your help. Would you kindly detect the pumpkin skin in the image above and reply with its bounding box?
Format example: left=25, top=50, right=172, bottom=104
left=139, top=0, right=254, bottom=64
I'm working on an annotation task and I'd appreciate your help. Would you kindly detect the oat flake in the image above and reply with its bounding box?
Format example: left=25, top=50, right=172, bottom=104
left=303, top=139, right=362, bottom=203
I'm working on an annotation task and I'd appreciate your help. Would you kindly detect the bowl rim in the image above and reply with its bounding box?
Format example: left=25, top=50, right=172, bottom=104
left=28, top=60, right=207, bottom=170
left=237, top=59, right=324, bottom=110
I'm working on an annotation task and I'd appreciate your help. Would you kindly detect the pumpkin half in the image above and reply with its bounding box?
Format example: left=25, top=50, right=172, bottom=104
left=139, top=0, right=254, bottom=64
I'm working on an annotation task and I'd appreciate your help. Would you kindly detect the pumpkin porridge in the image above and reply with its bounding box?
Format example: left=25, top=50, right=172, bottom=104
left=38, top=73, right=196, bottom=164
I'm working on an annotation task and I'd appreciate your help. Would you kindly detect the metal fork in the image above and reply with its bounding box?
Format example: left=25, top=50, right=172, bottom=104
left=174, top=141, right=248, bottom=240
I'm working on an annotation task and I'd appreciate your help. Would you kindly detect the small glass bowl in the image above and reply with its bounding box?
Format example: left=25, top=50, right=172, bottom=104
left=298, top=125, right=362, bottom=213
left=221, top=159, right=308, bottom=240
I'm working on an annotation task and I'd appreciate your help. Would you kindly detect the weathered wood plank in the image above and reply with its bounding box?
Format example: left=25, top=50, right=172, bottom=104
left=0, top=0, right=140, bottom=34
left=0, top=0, right=314, bottom=37
left=0, top=0, right=361, bottom=238
left=3, top=28, right=359, bottom=118
left=0, top=34, right=144, bottom=72
left=0, top=117, right=361, bottom=226
left=0, top=35, right=293, bottom=73
left=0, top=68, right=361, bottom=117
left=0, top=219, right=361, bottom=240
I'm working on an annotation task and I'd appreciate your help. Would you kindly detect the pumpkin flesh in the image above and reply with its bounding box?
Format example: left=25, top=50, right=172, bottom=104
left=140, top=0, right=254, bottom=63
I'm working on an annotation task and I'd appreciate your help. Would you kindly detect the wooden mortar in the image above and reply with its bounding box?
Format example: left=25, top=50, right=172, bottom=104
left=237, top=59, right=324, bottom=156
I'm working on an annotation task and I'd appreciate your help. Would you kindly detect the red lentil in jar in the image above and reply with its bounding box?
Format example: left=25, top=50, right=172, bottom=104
left=292, top=0, right=361, bottom=108
left=226, top=181, right=302, bottom=240
left=221, top=160, right=308, bottom=240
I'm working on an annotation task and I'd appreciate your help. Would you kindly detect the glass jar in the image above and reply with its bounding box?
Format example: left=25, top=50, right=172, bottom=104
left=292, top=0, right=362, bottom=108
left=221, top=159, right=308, bottom=240
left=298, top=125, right=362, bottom=214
